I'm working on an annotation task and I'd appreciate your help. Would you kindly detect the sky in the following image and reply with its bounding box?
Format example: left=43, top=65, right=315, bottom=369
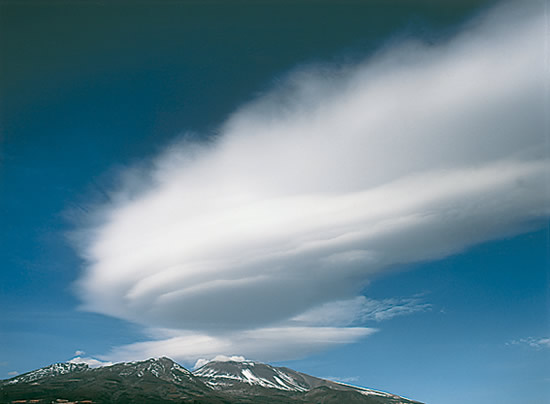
left=0, top=1, right=549, bottom=403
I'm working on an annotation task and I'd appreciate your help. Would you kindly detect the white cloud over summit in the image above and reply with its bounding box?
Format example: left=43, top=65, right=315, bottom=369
left=193, top=355, right=248, bottom=370
left=68, top=355, right=112, bottom=368
left=74, top=2, right=549, bottom=365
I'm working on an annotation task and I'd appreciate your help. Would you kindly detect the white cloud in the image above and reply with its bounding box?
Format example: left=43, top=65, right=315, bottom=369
left=508, top=337, right=550, bottom=350
left=7, top=371, right=18, bottom=377
left=68, top=356, right=113, bottom=368
left=73, top=1, right=549, bottom=363
left=74, top=350, right=86, bottom=356
left=194, top=355, right=248, bottom=369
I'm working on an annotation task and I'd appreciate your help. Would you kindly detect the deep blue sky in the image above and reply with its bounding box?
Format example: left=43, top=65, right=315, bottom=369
left=1, top=1, right=548, bottom=403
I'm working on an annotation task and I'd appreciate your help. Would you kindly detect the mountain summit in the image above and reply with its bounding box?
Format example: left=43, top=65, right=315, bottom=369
left=1, top=357, right=423, bottom=403
left=194, top=360, right=311, bottom=391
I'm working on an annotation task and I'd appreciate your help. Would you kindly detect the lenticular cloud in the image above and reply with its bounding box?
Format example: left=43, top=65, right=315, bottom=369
left=74, top=2, right=549, bottom=363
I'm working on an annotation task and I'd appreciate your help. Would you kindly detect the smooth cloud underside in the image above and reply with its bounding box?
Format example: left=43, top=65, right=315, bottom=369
left=74, top=2, right=549, bottom=364
left=101, top=327, right=376, bottom=365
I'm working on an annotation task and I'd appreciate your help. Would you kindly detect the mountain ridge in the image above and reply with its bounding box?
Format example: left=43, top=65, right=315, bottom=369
left=1, top=357, right=423, bottom=404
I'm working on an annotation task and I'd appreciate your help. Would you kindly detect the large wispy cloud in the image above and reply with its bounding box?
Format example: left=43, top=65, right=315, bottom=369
left=73, top=1, right=549, bottom=365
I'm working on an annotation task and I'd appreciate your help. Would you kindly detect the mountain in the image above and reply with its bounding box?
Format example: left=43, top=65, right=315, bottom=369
left=0, top=357, right=219, bottom=404
left=194, top=360, right=420, bottom=404
left=3, top=363, right=89, bottom=385
left=0, top=358, right=423, bottom=404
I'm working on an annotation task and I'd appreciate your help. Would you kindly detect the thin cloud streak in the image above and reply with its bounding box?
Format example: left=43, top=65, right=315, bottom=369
left=508, top=337, right=550, bottom=350
left=292, top=296, right=431, bottom=326
left=73, top=1, right=549, bottom=363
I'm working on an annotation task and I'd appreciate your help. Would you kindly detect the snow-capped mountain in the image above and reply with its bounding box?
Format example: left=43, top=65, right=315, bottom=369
left=4, top=357, right=194, bottom=386
left=0, top=357, right=423, bottom=404
left=101, top=356, right=194, bottom=384
left=194, top=360, right=310, bottom=391
left=4, top=362, right=88, bottom=385
left=193, top=360, right=412, bottom=401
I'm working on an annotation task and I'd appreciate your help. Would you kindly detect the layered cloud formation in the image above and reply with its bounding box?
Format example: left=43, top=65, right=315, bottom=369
left=74, top=2, right=549, bottom=364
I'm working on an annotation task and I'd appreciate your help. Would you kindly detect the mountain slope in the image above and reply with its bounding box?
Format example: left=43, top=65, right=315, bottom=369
left=194, top=360, right=420, bottom=404
left=0, top=358, right=423, bottom=404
